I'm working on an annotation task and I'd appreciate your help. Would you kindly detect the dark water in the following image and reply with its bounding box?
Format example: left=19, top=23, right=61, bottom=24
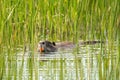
left=1, top=44, right=118, bottom=80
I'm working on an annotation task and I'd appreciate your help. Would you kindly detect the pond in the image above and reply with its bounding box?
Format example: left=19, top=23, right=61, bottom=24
left=1, top=43, right=118, bottom=80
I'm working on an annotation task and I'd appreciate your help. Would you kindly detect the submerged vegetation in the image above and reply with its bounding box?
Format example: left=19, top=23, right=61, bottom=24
left=0, top=0, right=120, bottom=80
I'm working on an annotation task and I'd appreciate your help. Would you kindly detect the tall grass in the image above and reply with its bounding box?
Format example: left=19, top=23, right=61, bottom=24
left=0, top=0, right=120, bottom=80
left=0, top=0, right=119, bottom=44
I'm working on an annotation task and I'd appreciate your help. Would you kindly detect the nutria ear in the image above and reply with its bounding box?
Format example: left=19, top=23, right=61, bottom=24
left=52, top=42, right=56, bottom=46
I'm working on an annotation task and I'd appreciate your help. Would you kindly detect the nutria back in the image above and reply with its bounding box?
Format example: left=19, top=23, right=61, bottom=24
left=80, top=41, right=103, bottom=45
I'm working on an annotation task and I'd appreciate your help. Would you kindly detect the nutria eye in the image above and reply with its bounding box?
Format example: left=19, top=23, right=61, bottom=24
left=52, top=42, right=56, bottom=46
left=42, top=42, right=45, bottom=44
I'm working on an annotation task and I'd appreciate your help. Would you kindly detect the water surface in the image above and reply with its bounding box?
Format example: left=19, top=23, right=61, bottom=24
left=1, top=43, right=118, bottom=80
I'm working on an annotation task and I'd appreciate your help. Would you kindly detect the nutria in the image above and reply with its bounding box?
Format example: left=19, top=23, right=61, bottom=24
left=37, top=40, right=103, bottom=53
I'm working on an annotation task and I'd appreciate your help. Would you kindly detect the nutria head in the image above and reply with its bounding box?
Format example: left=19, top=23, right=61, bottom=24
left=38, top=41, right=57, bottom=53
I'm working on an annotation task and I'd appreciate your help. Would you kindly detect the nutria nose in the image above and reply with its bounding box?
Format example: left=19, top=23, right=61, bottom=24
left=37, top=41, right=44, bottom=52
left=37, top=43, right=43, bottom=52
left=39, top=45, right=44, bottom=52
left=40, top=47, right=44, bottom=52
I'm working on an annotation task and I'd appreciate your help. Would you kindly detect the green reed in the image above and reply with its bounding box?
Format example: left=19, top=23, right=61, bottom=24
left=0, top=0, right=120, bottom=80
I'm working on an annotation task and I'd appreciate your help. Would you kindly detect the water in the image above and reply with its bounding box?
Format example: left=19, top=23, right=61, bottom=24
left=1, top=44, right=118, bottom=80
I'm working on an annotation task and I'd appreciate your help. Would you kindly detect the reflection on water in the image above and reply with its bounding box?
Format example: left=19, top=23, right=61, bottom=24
left=1, top=44, right=118, bottom=80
